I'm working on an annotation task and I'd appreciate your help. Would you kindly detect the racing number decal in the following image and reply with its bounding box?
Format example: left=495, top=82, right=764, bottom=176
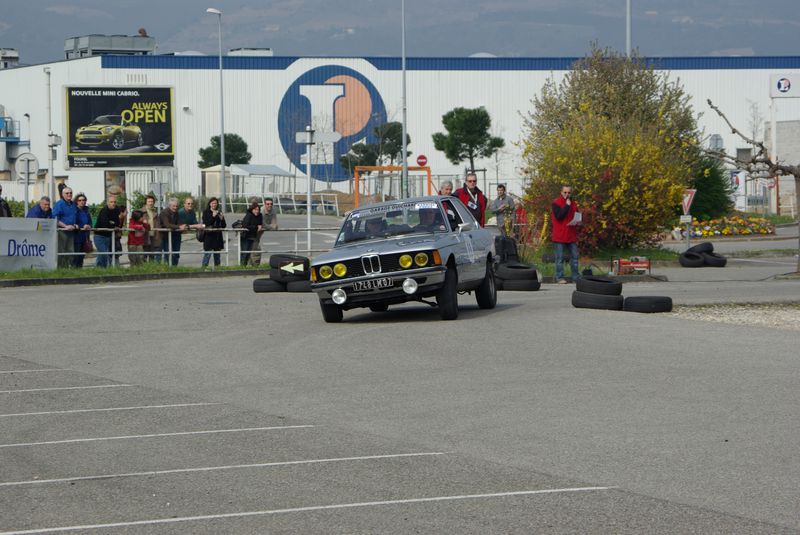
left=465, top=236, right=475, bottom=263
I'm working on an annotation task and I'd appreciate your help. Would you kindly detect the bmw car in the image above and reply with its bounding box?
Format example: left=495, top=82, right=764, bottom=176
left=310, top=196, right=497, bottom=322
left=74, top=115, right=143, bottom=150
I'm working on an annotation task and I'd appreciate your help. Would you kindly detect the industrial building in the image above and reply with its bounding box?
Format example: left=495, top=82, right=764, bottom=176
left=1, top=52, right=799, bottom=214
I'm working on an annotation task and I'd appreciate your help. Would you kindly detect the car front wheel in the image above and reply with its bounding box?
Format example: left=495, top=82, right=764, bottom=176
left=475, top=261, right=497, bottom=309
left=437, top=267, right=458, bottom=320
left=111, top=132, right=125, bottom=150
left=319, top=300, right=343, bottom=323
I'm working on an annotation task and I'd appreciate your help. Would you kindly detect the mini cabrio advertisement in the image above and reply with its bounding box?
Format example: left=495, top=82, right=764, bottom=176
left=66, top=86, right=175, bottom=168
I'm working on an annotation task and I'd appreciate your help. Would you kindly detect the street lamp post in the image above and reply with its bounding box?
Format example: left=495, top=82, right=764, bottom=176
left=207, top=7, right=227, bottom=212
left=401, top=0, right=409, bottom=198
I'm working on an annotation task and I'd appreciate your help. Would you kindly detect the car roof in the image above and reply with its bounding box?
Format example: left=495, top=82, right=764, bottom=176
left=351, top=196, right=443, bottom=213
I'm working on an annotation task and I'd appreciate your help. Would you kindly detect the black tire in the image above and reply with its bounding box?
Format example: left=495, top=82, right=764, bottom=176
left=495, top=262, right=538, bottom=281
left=679, top=251, right=705, bottom=268
left=111, top=132, right=125, bottom=150
left=701, top=251, right=727, bottom=267
left=437, top=267, right=459, bottom=320
left=253, top=278, right=286, bottom=293
left=269, top=254, right=310, bottom=270
left=475, top=261, right=497, bottom=309
left=687, top=242, right=714, bottom=254
left=269, top=267, right=308, bottom=283
left=319, top=300, right=343, bottom=323
left=576, top=275, right=622, bottom=296
left=501, top=279, right=541, bottom=291
left=369, top=303, right=389, bottom=312
left=286, top=280, right=312, bottom=293
left=623, top=296, right=673, bottom=313
left=571, top=290, right=624, bottom=311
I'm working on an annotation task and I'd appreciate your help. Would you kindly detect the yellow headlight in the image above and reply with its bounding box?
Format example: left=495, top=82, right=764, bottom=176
left=399, top=254, right=413, bottom=268
left=319, top=265, right=333, bottom=279
left=333, top=263, right=347, bottom=277
left=310, top=267, right=318, bottom=282
left=414, top=252, right=429, bottom=266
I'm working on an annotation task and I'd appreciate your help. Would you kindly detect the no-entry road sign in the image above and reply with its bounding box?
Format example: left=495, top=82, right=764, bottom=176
left=416, top=154, right=428, bottom=166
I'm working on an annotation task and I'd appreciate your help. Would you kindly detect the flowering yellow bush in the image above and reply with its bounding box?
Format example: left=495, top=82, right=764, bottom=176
left=674, top=216, right=775, bottom=238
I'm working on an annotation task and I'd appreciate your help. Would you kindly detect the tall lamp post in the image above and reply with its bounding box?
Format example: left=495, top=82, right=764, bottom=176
left=400, top=0, right=409, bottom=198
left=207, top=7, right=227, bottom=212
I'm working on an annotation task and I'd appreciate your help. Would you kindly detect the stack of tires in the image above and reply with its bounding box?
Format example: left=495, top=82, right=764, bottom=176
left=253, top=254, right=312, bottom=293
left=494, top=236, right=540, bottom=291
left=679, top=242, right=727, bottom=268
left=571, top=275, right=673, bottom=313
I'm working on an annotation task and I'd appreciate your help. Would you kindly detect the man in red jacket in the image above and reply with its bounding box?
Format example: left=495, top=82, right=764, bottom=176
left=456, top=172, right=487, bottom=226
left=551, top=185, right=580, bottom=283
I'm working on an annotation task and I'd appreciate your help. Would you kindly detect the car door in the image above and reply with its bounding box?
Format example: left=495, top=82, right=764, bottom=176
left=448, top=198, right=483, bottom=281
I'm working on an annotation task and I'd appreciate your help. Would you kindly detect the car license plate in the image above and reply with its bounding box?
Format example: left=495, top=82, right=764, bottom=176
left=352, top=277, right=392, bottom=291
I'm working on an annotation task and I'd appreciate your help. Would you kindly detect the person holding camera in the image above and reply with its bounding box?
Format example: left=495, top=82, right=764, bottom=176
left=551, top=184, right=581, bottom=284
left=201, top=197, right=226, bottom=269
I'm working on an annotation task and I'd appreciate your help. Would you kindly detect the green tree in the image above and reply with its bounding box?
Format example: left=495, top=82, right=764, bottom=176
left=340, top=143, right=379, bottom=175
left=373, top=122, right=411, bottom=165
left=686, top=157, right=733, bottom=221
left=432, top=107, right=504, bottom=172
left=197, top=133, right=252, bottom=168
left=521, top=46, right=700, bottom=251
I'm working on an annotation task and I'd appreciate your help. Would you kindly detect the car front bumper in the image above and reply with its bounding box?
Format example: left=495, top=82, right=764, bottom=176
left=311, top=265, right=446, bottom=309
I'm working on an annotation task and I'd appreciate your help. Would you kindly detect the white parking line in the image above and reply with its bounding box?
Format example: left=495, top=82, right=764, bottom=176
left=0, top=487, right=615, bottom=534
left=0, top=402, right=221, bottom=418
left=0, top=384, right=132, bottom=394
left=0, top=369, right=61, bottom=374
left=0, top=425, right=313, bottom=448
left=0, top=452, right=446, bottom=487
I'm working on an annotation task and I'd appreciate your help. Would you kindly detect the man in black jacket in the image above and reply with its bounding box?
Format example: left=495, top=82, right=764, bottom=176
left=0, top=185, right=12, bottom=217
left=93, top=196, right=121, bottom=268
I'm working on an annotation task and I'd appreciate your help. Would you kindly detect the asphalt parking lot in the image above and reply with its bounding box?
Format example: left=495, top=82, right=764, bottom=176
left=1, top=257, right=799, bottom=533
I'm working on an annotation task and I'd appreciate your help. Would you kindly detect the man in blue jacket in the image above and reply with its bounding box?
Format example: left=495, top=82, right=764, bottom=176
left=52, top=187, right=79, bottom=268
left=26, top=196, right=53, bottom=219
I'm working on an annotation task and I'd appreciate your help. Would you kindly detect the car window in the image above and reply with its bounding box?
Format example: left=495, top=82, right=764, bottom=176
left=451, top=198, right=478, bottom=227
left=336, top=200, right=447, bottom=245
left=441, top=199, right=462, bottom=231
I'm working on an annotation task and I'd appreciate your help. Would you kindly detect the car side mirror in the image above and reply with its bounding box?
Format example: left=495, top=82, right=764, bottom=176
left=457, top=222, right=473, bottom=233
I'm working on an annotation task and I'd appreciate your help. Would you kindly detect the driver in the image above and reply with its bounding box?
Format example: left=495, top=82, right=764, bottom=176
left=414, top=208, right=441, bottom=231
left=364, top=217, right=385, bottom=237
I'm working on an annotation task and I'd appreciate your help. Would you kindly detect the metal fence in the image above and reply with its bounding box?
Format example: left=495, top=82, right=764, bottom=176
left=55, top=226, right=340, bottom=268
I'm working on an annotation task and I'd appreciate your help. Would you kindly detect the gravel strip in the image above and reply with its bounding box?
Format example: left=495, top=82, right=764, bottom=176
left=671, top=302, right=800, bottom=331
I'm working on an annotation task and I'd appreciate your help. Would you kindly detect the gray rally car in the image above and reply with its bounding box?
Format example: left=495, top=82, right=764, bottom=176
left=310, top=196, right=497, bottom=322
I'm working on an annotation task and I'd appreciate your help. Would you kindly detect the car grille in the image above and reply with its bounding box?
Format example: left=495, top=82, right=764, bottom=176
left=322, top=251, right=433, bottom=280
left=81, top=129, right=103, bottom=135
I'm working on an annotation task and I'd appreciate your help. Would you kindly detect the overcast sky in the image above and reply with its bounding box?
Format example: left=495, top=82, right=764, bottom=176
left=3, top=1, right=800, bottom=65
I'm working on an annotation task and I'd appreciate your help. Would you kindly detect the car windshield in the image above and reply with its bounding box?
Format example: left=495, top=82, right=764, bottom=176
left=336, top=200, right=447, bottom=246
left=91, top=115, right=122, bottom=125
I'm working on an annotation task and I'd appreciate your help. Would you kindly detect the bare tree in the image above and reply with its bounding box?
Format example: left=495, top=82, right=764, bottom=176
left=746, top=99, right=764, bottom=142
left=706, top=99, right=800, bottom=272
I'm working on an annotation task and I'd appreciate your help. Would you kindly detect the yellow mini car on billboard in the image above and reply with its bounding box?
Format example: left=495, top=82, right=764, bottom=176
left=74, top=115, right=143, bottom=150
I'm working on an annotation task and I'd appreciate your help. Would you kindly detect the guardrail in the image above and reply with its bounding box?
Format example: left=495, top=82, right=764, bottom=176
left=55, top=226, right=341, bottom=268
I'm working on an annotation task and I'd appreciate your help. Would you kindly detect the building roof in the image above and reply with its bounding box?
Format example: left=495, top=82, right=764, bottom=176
left=202, top=164, right=293, bottom=177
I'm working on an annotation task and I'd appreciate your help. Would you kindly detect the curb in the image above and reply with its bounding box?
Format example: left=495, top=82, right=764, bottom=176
left=0, top=269, right=269, bottom=288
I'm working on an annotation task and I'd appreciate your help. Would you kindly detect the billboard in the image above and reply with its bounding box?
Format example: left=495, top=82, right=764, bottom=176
left=66, top=87, right=175, bottom=168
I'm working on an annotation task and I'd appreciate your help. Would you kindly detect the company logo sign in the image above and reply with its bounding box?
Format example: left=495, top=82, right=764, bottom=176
left=777, top=77, right=791, bottom=93
left=278, top=66, right=387, bottom=182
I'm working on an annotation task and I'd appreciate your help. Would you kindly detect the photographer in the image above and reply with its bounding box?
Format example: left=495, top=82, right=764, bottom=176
left=551, top=185, right=580, bottom=284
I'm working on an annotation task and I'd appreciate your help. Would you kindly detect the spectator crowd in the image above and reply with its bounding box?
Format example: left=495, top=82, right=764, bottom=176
left=0, top=187, right=280, bottom=269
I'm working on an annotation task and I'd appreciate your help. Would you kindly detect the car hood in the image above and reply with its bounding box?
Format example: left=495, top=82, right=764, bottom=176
left=313, top=234, right=439, bottom=264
